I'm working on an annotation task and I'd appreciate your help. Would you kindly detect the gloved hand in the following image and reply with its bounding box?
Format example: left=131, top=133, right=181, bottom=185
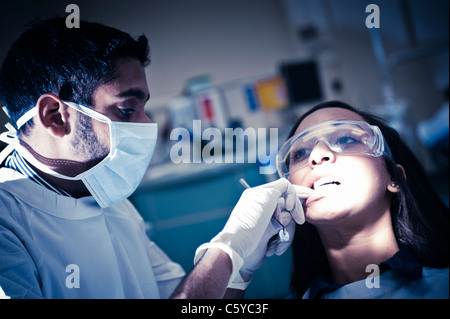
left=267, top=185, right=314, bottom=256
left=194, top=178, right=312, bottom=287
left=228, top=184, right=313, bottom=289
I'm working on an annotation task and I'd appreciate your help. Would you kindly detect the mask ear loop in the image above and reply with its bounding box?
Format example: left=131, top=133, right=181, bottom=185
left=16, top=107, right=38, bottom=130
left=0, top=123, right=19, bottom=165
left=9, top=101, right=112, bottom=181
left=0, top=105, right=37, bottom=165
left=62, top=101, right=110, bottom=124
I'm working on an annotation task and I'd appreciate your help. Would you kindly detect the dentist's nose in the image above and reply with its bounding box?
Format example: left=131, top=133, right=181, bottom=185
left=138, top=110, right=152, bottom=123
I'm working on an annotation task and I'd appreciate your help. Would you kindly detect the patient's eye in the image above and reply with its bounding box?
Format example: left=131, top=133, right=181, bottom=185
left=291, top=147, right=310, bottom=164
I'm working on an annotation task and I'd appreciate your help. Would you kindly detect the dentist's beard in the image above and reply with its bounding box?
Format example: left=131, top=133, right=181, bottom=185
left=71, top=112, right=109, bottom=164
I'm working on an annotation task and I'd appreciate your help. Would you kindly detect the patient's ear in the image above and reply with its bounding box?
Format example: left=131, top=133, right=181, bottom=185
left=396, top=164, right=406, bottom=180
left=387, top=164, right=406, bottom=193
left=36, top=94, right=70, bottom=138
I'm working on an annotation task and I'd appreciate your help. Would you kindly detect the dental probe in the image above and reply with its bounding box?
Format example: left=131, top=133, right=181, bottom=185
left=238, top=178, right=290, bottom=243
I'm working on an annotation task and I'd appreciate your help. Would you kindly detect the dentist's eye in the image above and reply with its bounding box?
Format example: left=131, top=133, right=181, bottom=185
left=118, top=107, right=135, bottom=118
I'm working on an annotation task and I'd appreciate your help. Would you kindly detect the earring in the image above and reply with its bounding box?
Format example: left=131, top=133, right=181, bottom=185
left=391, top=183, right=399, bottom=188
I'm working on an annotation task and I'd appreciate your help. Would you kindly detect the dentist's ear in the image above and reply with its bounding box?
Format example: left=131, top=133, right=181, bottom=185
left=36, top=94, right=70, bottom=138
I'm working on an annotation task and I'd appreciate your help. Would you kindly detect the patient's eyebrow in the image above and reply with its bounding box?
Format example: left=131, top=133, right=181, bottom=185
left=116, top=88, right=150, bottom=101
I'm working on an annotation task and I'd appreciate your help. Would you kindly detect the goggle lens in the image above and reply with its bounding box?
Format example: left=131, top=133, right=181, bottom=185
left=277, top=120, right=390, bottom=179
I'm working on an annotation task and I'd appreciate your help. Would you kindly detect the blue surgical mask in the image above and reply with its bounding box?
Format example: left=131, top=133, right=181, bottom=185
left=0, top=101, right=157, bottom=208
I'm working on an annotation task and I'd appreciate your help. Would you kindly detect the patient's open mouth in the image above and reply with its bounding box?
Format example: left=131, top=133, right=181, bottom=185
left=312, top=178, right=341, bottom=190
left=320, top=181, right=341, bottom=187
left=306, top=178, right=341, bottom=204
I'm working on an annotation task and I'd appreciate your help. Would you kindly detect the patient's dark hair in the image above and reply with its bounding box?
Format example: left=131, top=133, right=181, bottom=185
left=0, top=17, right=150, bottom=132
left=289, top=100, right=449, bottom=298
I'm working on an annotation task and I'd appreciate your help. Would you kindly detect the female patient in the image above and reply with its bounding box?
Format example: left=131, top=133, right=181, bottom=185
left=276, top=101, right=449, bottom=298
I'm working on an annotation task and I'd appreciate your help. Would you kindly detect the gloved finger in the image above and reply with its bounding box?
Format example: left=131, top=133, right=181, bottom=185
left=289, top=197, right=305, bottom=225
left=259, top=178, right=293, bottom=197
left=284, top=191, right=301, bottom=224
left=266, top=227, right=281, bottom=257
left=249, top=179, right=301, bottom=225
left=292, top=184, right=315, bottom=200
left=266, top=220, right=296, bottom=257
left=278, top=210, right=292, bottom=226
left=274, top=195, right=297, bottom=226
left=284, top=190, right=298, bottom=212
left=274, top=221, right=296, bottom=256
left=268, top=209, right=293, bottom=257
left=266, top=237, right=278, bottom=257
left=265, top=219, right=283, bottom=257
left=285, top=183, right=306, bottom=224
left=273, top=198, right=285, bottom=224
left=239, top=179, right=291, bottom=222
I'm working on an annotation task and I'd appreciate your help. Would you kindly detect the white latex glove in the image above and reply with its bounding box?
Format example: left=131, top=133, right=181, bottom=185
left=267, top=185, right=314, bottom=256
left=194, top=178, right=310, bottom=286
left=229, top=184, right=313, bottom=289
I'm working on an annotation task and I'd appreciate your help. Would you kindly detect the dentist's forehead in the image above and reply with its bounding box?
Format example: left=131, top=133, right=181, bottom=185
left=295, top=107, right=365, bottom=134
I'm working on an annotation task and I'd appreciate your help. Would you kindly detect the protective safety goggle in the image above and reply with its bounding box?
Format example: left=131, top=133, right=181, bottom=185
left=276, top=120, right=393, bottom=179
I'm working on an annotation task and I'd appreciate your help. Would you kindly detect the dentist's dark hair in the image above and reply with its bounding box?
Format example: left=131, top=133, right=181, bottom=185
left=289, top=100, right=449, bottom=298
left=0, top=17, right=150, bottom=133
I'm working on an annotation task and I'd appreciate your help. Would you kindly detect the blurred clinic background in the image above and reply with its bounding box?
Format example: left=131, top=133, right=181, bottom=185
left=0, top=0, right=448, bottom=298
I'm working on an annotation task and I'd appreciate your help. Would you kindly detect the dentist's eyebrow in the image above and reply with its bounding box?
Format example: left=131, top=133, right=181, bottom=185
left=116, top=88, right=150, bottom=101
